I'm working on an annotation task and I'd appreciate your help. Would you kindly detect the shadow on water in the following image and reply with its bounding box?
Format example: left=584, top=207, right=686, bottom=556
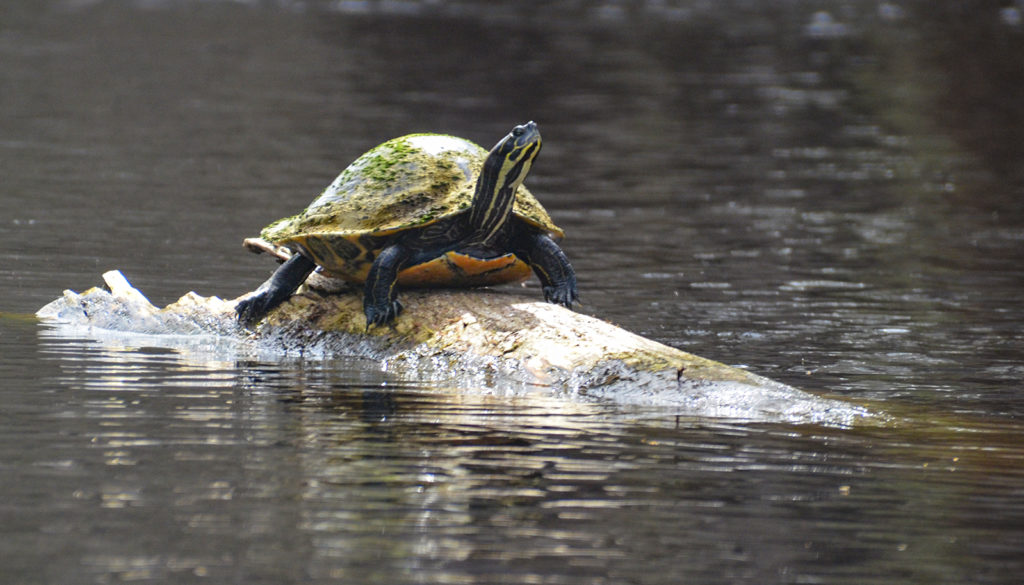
left=3, top=1, right=1024, bottom=584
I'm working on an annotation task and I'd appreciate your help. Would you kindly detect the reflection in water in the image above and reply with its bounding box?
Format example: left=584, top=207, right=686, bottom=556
left=3, top=1, right=1024, bottom=584
left=22, top=325, right=1024, bottom=584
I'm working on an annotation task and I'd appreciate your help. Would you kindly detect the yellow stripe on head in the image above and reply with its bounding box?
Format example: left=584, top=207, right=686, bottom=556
left=469, top=122, right=543, bottom=241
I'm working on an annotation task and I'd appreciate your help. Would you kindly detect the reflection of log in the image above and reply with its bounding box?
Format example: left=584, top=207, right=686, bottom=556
left=37, top=262, right=876, bottom=425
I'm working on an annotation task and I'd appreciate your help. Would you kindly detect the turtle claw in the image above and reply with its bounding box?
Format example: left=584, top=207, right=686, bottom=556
left=236, top=292, right=274, bottom=326
left=236, top=254, right=316, bottom=327
left=364, top=299, right=404, bottom=330
left=543, top=283, right=579, bottom=308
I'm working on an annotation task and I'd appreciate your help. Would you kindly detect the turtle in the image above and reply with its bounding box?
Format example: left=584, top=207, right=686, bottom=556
left=235, top=121, right=578, bottom=328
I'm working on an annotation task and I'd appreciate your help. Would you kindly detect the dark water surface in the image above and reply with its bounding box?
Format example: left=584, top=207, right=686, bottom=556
left=3, top=1, right=1024, bottom=584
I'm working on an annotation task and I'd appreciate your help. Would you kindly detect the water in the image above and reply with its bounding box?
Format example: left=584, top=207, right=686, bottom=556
left=3, top=1, right=1024, bottom=583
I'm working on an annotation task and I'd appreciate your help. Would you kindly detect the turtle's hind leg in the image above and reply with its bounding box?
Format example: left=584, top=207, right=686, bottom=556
left=511, top=230, right=578, bottom=308
left=236, top=253, right=317, bottom=325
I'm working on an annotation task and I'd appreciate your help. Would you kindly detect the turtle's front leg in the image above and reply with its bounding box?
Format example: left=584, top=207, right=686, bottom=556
left=364, top=243, right=412, bottom=328
left=236, top=253, right=317, bottom=325
left=511, top=230, right=578, bottom=308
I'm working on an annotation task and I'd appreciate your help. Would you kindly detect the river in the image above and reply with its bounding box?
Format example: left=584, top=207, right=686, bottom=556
left=2, top=1, right=1023, bottom=583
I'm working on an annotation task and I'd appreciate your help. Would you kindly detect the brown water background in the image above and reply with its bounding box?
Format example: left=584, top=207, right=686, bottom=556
left=2, top=1, right=1023, bottom=584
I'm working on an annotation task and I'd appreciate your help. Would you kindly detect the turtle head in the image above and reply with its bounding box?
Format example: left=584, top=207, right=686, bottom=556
left=490, top=121, right=542, bottom=189
left=468, top=121, right=540, bottom=240
left=469, top=122, right=542, bottom=239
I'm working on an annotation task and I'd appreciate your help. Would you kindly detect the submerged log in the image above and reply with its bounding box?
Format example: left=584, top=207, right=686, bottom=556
left=36, top=255, right=877, bottom=425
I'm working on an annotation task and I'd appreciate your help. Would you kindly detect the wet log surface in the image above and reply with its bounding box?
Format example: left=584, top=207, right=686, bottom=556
left=37, top=267, right=877, bottom=426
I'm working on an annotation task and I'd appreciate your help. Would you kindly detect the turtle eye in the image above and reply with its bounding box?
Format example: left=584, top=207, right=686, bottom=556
left=512, top=126, right=525, bottom=137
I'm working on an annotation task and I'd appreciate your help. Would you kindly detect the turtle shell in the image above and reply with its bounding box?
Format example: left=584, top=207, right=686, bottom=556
left=261, top=133, right=564, bottom=287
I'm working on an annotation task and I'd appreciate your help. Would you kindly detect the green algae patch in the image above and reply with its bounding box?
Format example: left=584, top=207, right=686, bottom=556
left=261, top=133, right=562, bottom=247
left=0, top=311, right=40, bottom=324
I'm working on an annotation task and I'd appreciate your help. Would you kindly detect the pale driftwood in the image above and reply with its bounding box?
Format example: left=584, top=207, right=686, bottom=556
left=36, top=259, right=877, bottom=425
